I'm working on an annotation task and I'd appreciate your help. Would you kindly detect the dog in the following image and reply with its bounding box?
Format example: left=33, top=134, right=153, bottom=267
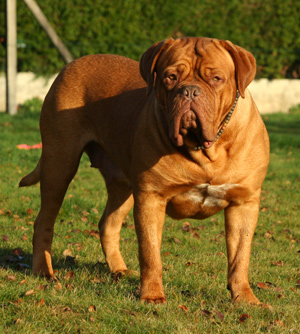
left=20, top=37, right=269, bottom=304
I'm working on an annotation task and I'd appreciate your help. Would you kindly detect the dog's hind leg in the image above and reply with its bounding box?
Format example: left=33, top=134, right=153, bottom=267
left=99, top=178, right=133, bottom=275
left=86, top=143, right=134, bottom=275
left=32, top=146, right=82, bottom=278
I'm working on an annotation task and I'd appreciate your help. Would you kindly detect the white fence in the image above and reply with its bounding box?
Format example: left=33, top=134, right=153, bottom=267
left=0, top=73, right=299, bottom=114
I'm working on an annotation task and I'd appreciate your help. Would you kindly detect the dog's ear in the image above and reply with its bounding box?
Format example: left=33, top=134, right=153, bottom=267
left=220, top=40, right=256, bottom=98
left=140, top=38, right=174, bottom=94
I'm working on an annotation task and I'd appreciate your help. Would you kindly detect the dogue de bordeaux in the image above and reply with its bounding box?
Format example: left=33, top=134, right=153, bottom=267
left=20, top=37, right=269, bottom=304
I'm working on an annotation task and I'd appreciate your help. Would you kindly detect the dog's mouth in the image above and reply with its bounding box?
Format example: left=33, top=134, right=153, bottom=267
left=179, top=109, right=214, bottom=149
left=169, top=104, right=216, bottom=150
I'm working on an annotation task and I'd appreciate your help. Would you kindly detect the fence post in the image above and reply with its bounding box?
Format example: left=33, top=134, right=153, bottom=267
left=6, top=0, right=17, bottom=115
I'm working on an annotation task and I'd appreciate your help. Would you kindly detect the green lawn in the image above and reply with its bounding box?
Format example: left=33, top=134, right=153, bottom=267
left=0, top=99, right=299, bottom=333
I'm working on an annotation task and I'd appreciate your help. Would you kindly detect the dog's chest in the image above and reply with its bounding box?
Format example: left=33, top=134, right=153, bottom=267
left=167, top=183, right=237, bottom=219
left=186, top=183, right=237, bottom=206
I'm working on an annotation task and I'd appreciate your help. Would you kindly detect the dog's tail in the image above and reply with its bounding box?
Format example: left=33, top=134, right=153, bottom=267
left=19, top=159, right=41, bottom=187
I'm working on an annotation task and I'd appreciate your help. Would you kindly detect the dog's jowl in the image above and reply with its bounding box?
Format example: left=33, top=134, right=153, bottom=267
left=20, top=37, right=269, bottom=304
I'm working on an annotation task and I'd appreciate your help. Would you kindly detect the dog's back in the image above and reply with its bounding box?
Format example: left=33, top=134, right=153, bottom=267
left=20, top=54, right=147, bottom=188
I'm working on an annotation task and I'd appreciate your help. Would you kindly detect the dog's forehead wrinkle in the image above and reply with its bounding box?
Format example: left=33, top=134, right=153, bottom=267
left=195, top=38, right=207, bottom=57
left=194, top=41, right=202, bottom=58
left=161, top=39, right=217, bottom=76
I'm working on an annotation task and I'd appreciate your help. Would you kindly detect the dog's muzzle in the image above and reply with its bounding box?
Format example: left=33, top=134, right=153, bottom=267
left=169, top=85, right=215, bottom=148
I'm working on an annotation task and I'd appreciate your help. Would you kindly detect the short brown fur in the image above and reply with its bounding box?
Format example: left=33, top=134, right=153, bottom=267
left=20, top=37, right=269, bottom=304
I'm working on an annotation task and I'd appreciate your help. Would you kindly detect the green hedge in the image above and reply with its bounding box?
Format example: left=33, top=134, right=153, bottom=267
left=0, top=0, right=299, bottom=78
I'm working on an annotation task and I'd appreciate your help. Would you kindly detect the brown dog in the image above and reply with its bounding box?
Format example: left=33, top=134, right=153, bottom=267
left=20, top=37, right=269, bottom=304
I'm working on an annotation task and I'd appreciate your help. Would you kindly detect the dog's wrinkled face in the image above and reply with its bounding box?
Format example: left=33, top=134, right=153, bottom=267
left=140, top=37, right=256, bottom=149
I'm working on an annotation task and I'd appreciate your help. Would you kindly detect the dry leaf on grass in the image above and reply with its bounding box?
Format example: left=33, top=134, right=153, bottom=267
left=66, top=283, right=74, bottom=290
left=162, top=252, right=171, bottom=256
left=185, top=261, right=195, bottom=266
left=259, top=303, right=274, bottom=310
left=90, top=277, right=105, bottom=284
left=257, top=282, right=269, bottom=290
left=182, top=222, right=190, bottom=232
left=271, top=260, right=284, bottom=266
left=38, top=298, right=45, bottom=306
left=38, top=284, right=47, bottom=290
left=192, top=232, right=201, bottom=239
left=201, top=309, right=211, bottom=317
left=11, top=247, right=24, bottom=256
left=63, top=306, right=72, bottom=312
left=264, top=232, right=275, bottom=240
left=12, top=299, right=23, bottom=306
left=88, top=305, right=96, bottom=312
left=178, top=304, right=188, bottom=312
left=214, top=308, right=224, bottom=322
left=65, top=271, right=75, bottom=280
left=25, top=289, right=35, bottom=296
left=89, top=230, right=100, bottom=239
left=27, top=208, right=34, bottom=215
left=63, top=249, right=72, bottom=257
left=267, top=319, right=284, bottom=330
left=0, top=209, right=12, bottom=216
left=14, top=318, right=23, bottom=324
left=2, top=235, right=10, bottom=242
left=216, top=252, right=225, bottom=257
left=239, top=314, right=251, bottom=323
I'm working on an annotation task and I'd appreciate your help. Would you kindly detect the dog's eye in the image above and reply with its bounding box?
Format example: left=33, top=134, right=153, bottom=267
left=213, top=76, right=221, bottom=81
left=168, top=74, right=177, bottom=81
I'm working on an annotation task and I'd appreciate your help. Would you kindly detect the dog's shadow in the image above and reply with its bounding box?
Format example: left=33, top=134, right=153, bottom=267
left=0, top=247, right=140, bottom=300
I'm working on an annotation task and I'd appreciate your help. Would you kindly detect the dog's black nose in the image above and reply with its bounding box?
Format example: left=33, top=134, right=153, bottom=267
left=181, top=86, right=201, bottom=100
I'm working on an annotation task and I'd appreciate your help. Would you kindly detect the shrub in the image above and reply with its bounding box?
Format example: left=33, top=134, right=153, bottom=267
left=0, top=0, right=299, bottom=78
left=289, top=104, right=300, bottom=114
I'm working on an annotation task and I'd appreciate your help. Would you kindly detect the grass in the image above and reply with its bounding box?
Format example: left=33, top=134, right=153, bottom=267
left=0, top=99, right=300, bottom=333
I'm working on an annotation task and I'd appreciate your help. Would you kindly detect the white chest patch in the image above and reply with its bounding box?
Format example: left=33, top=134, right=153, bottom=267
left=186, top=183, right=237, bottom=207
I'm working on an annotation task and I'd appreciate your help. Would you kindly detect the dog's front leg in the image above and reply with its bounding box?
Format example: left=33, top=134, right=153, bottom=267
left=134, top=192, right=167, bottom=303
left=224, top=200, right=261, bottom=304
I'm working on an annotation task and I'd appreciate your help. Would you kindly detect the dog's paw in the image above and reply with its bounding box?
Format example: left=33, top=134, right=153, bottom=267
left=111, top=268, right=139, bottom=281
left=232, top=288, right=261, bottom=305
left=33, top=269, right=57, bottom=281
left=228, top=282, right=261, bottom=305
left=111, top=270, right=127, bottom=281
left=139, top=276, right=166, bottom=304
left=140, top=296, right=167, bottom=304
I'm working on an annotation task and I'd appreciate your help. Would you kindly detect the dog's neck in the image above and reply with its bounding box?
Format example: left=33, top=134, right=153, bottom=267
left=192, top=91, right=240, bottom=151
